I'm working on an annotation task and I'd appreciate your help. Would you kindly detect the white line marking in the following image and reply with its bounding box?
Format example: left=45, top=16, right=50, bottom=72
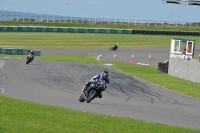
left=97, top=55, right=101, bottom=60
left=104, top=64, right=113, bottom=66
left=137, top=63, right=150, bottom=66
left=0, top=88, right=4, bottom=94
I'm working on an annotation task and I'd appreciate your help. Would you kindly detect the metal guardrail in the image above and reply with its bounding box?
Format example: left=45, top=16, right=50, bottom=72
left=0, top=14, right=200, bottom=28
left=0, top=47, right=41, bottom=56
left=0, top=26, right=132, bottom=34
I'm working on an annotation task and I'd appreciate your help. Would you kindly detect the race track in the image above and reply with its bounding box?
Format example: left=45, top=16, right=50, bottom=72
left=0, top=47, right=200, bottom=130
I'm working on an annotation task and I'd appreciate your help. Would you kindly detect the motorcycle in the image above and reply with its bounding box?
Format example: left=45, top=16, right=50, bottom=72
left=109, top=44, right=118, bottom=50
left=26, top=54, right=34, bottom=64
left=79, top=79, right=106, bottom=103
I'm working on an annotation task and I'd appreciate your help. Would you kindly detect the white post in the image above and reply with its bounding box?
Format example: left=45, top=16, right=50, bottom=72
left=108, top=18, right=109, bottom=25
left=17, top=15, right=18, bottom=22
left=70, top=17, right=72, bottom=23
left=59, top=16, right=60, bottom=23
left=47, top=16, right=48, bottom=23
left=29, top=15, right=30, bottom=22
left=65, top=16, right=66, bottom=23
left=53, top=16, right=54, bottom=23
left=11, top=15, right=12, bottom=22
left=23, top=15, right=24, bottom=22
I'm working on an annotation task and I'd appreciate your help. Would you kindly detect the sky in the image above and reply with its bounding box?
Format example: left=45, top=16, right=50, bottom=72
left=0, top=0, right=200, bottom=22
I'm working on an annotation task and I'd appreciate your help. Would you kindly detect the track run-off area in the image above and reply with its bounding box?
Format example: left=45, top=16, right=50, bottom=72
left=0, top=47, right=200, bottom=130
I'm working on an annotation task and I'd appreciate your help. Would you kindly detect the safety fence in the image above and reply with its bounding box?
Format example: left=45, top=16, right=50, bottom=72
left=0, top=47, right=41, bottom=56
left=0, top=26, right=132, bottom=34
left=1, top=14, right=200, bottom=28
left=1, top=26, right=200, bottom=36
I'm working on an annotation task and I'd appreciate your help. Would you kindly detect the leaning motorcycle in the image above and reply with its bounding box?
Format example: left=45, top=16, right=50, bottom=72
left=109, top=45, right=118, bottom=50
left=79, top=79, right=106, bottom=103
left=26, top=54, right=33, bottom=64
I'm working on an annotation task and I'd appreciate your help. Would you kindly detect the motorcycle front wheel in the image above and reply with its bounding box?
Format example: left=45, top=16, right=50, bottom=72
left=86, top=89, right=97, bottom=103
left=79, top=94, right=85, bottom=102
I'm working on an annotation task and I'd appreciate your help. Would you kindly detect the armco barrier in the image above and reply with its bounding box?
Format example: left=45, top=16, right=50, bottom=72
left=0, top=48, right=41, bottom=56
left=0, top=26, right=132, bottom=34
left=1, top=26, right=200, bottom=36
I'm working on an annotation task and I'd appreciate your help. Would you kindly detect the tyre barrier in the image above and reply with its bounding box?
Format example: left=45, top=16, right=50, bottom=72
left=132, top=30, right=200, bottom=36
left=1, top=26, right=200, bottom=36
left=0, top=48, right=41, bottom=56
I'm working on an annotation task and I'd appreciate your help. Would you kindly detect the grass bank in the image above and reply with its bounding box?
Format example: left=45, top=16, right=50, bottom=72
left=1, top=95, right=199, bottom=133
left=0, top=32, right=200, bottom=48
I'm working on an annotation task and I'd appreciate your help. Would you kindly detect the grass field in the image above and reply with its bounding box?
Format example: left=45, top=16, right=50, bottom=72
left=0, top=32, right=200, bottom=133
left=1, top=32, right=200, bottom=48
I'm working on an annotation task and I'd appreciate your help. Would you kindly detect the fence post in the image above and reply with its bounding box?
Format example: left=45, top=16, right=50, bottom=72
left=17, top=15, right=18, bottom=22
left=108, top=18, right=109, bottom=25
left=23, top=15, right=24, bottom=22
left=29, top=15, right=30, bottom=22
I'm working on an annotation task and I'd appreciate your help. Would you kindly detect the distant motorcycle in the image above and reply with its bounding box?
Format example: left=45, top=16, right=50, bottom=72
left=79, top=79, right=106, bottom=103
left=26, top=54, right=34, bottom=64
left=109, top=44, right=118, bottom=50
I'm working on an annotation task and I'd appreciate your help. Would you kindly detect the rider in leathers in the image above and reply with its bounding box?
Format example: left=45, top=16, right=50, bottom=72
left=28, top=50, right=35, bottom=60
left=82, top=71, right=110, bottom=98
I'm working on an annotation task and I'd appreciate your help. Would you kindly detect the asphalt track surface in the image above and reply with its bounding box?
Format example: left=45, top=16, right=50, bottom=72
left=0, top=47, right=200, bottom=130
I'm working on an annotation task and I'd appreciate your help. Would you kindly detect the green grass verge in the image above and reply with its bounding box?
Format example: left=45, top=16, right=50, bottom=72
left=0, top=32, right=200, bottom=48
left=1, top=95, right=200, bottom=133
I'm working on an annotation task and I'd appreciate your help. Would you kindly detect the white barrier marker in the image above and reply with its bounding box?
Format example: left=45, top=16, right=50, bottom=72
left=0, top=88, right=4, bottom=94
left=97, top=55, right=102, bottom=60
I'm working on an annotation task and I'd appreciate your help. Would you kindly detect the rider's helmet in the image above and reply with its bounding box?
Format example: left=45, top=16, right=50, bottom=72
left=30, top=50, right=34, bottom=54
left=101, top=71, right=109, bottom=79
left=116, top=44, right=118, bottom=46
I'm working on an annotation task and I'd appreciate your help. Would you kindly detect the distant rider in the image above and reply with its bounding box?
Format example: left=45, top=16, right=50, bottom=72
left=28, top=50, right=35, bottom=60
left=82, top=71, right=110, bottom=98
